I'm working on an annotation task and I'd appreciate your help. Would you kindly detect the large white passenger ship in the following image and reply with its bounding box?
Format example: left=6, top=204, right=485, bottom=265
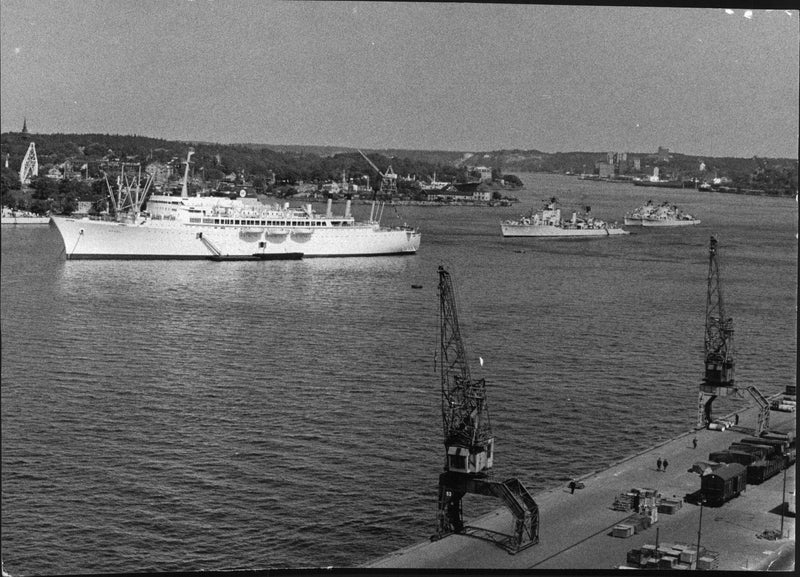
left=51, top=154, right=420, bottom=260
left=52, top=197, right=420, bottom=260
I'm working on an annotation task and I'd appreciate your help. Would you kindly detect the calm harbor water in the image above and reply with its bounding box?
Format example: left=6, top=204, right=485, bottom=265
left=1, top=173, right=796, bottom=574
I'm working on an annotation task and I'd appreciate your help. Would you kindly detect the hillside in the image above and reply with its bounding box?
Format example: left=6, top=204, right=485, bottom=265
left=2, top=131, right=797, bottom=195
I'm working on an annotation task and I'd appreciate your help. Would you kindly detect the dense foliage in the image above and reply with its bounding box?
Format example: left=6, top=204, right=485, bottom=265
left=1, top=132, right=796, bottom=210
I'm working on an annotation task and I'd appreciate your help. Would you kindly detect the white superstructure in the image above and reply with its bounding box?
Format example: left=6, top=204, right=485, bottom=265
left=52, top=195, right=420, bottom=260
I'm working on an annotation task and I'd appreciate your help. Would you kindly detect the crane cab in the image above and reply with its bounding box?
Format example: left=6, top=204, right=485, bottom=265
left=446, top=439, right=494, bottom=475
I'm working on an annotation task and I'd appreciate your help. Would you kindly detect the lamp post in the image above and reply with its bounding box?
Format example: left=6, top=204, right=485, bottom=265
left=695, top=496, right=705, bottom=569
left=780, top=466, right=787, bottom=538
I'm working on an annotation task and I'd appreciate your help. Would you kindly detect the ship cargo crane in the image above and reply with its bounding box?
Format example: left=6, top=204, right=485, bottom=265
left=433, top=266, right=539, bottom=554
left=698, top=236, right=769, bottom=433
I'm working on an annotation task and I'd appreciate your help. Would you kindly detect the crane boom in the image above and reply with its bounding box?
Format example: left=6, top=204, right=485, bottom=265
left=438, top=266, right=493, bottom=471
left=358, top=149, right=384, bottom=177
left=434, top=266, right=538, bottom=554
left=697, top=236, right=770, bottom=433
left=358, top=149, right=397, bottom=198
left=703, top=235, right=735, bottom=387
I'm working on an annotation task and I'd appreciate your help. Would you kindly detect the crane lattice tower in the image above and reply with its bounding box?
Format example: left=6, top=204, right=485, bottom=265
left=19, top=142, right=39, bottom=185
left=434, top=266, right=538, bottom=554
left=698, top=236, right=769, bottom=433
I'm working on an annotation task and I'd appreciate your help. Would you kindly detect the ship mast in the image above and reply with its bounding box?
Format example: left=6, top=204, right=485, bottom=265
left=181, top=150, right=195, bottom=199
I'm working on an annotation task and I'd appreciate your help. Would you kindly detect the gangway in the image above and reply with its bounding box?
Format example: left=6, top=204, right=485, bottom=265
left=197, top=232, right=222, bottom=257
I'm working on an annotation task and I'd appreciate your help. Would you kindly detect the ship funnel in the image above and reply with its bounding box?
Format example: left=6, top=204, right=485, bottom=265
left=305, top=203, right=313, bottom=216
left=571, top=212, right=577, bottom=224
left=326, top=198, right=333, bottom=217
left=345, top=199, right=352, bottom=218
left=283, top=202, right=289, bottom=210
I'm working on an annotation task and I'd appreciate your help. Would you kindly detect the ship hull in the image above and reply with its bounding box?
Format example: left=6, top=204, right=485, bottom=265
left=626, top=217, right=701, bottom=227
left=632, top=180, right=687, bottom=188
left=641, top=218, right=701, bottom=227
left=52, top=217, right=421, bottom=260
left=501, top=224, right=629, bottom=237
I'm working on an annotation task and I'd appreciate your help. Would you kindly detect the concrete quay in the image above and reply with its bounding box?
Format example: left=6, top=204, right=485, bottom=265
left=366, top=405, right=795, bottom=571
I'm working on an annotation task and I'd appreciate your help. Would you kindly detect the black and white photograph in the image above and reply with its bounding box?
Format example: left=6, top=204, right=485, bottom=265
left=1, top=1, right=796, bottom=574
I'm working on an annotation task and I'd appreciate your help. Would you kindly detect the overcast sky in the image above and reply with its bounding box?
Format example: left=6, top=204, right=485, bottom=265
left=1, top=1, right=798, bottom=158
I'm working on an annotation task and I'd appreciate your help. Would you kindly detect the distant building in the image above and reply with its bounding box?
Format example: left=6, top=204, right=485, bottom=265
left=145, top=162, right=172, bottom=187
left=607, top=152, right=627, bottom=165
left=75, top=201, right=93, bottom=214
left=596, top=161, right=615, bottom=178
left=45, top=166, right=62, bottom=180
left=649, top=146, right=672, bottom=162
left=320, top=181, right=341, bottom=195
left=473, top=166, right=493, bottom=182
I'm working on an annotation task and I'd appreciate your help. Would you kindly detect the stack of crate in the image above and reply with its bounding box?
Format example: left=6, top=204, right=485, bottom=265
left=696, top=551, right=720, bottom=570
left=657, top=496, right=683, bottom=515
left=612, top=492, right=634, bottom=511
left=624, top=542, right=718, bottom=570
left=613, top=487, right=659, bottom=512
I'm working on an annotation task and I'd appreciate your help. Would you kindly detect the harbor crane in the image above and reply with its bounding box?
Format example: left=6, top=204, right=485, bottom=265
left=358, top=150, right=397, bottom=198
left=19, top=141, right=39, bottom=184
left=698, top=236, right=769, bottom=433
left=433, top=266, right=539, bottom=554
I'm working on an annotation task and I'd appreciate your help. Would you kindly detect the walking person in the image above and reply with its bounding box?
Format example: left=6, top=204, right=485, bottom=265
left=693, top=437, right=698, bottom=449
left=657, top=457, right=662, bottom=472
left=569, top=480, right=576, bottom=494
left=662, top=459, right=669, bottom=472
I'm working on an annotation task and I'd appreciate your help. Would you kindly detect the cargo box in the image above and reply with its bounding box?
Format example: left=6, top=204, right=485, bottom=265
left=659, top=555, right=678, bottom=569
left=680, top=549, right=698, bottom=564
left=613, top=524, right=635, bottom=538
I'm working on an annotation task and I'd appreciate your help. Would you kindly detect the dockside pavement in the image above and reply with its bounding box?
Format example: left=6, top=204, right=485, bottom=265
left=365, top=403, right=795, bottom=571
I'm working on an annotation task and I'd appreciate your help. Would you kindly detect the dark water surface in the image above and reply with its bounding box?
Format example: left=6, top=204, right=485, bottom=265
left=2, top=173, right=796, bottom=574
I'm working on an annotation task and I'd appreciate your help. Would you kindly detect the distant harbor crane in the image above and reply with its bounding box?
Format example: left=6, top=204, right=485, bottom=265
left=19, top=142, right=39, bottom=184
left=358, top=149, right=397, bottom=198
left=433, top=266, right=539, bottom=554
left=698, top=236, right=769, bottom=433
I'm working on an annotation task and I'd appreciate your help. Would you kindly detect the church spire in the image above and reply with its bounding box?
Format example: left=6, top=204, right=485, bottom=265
left=21, top=117, right=28, bottom=134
